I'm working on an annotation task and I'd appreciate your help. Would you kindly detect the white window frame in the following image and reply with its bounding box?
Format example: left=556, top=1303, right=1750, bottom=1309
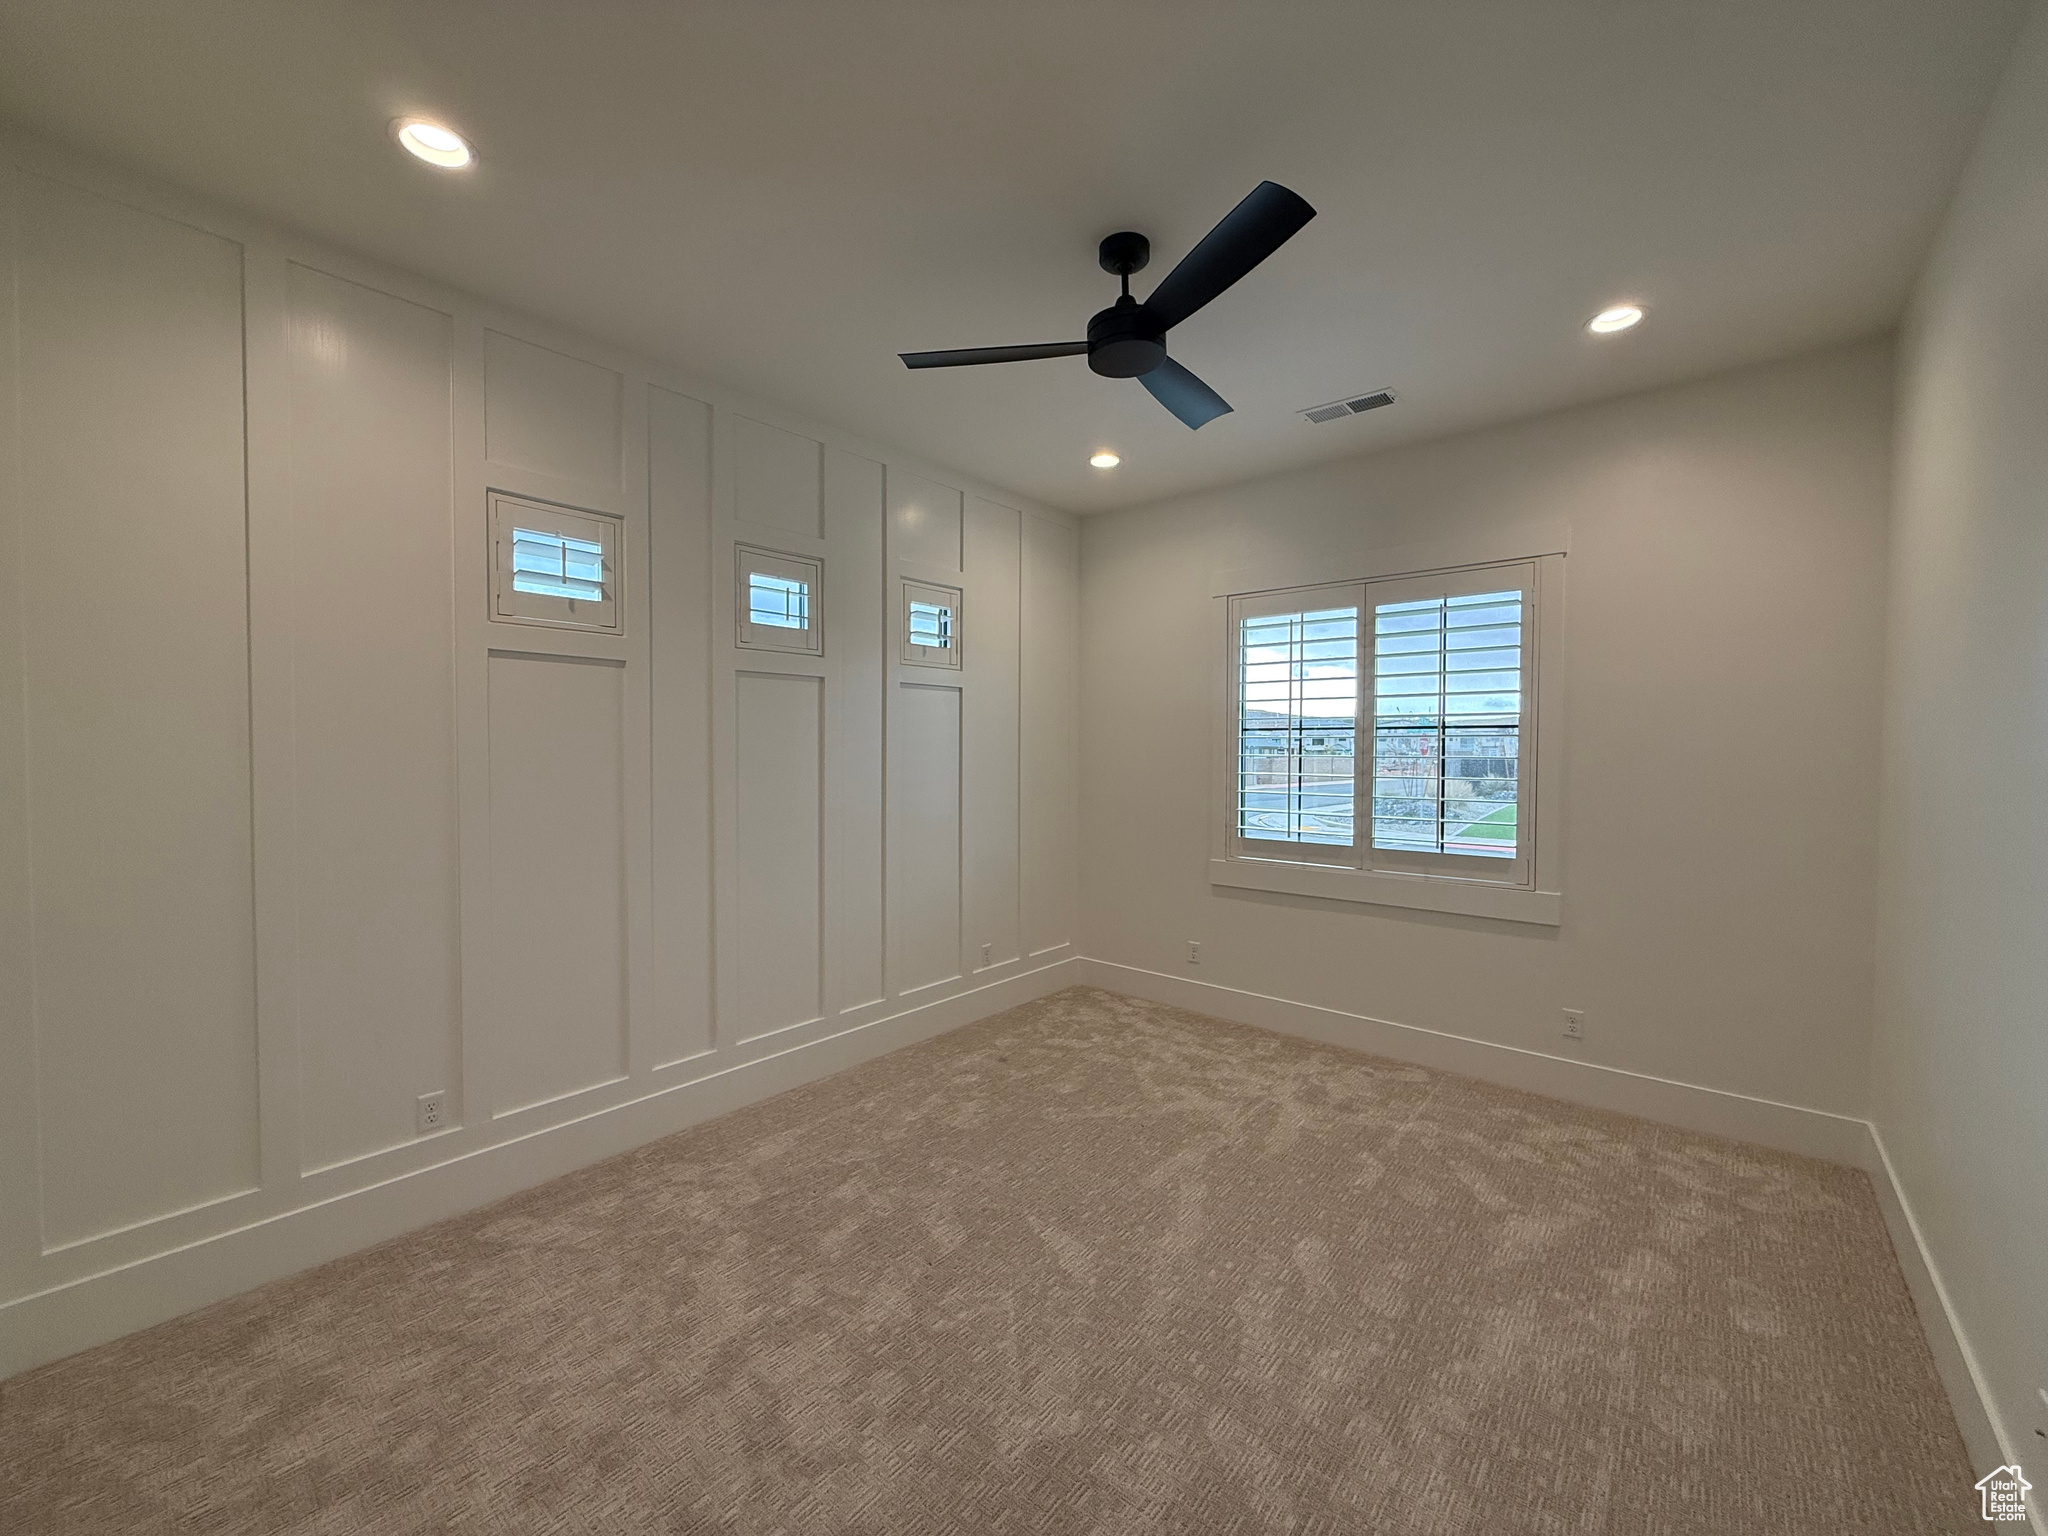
left=489, top=493, right=623, bottom=634
left=1210, top=552, right=1564, bottom=926
left=735, top=545, right=825, bottom=655
left=900, top=579, right=963, bottom=670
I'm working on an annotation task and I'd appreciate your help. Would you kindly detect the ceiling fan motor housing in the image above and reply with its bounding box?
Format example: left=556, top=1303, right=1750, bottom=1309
left=1087, top=296, right=1167, bottom=378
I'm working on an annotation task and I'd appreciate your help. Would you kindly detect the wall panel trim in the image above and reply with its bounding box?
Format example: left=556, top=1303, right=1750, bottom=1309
left=0, top=123, right=1080, bottom=1376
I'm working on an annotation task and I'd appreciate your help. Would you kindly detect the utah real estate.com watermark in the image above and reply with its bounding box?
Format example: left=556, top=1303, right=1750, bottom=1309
left=1976, top=1464, right=2031, bottom=1523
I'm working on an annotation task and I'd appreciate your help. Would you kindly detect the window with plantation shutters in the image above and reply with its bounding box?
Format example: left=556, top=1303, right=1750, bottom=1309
left=1217, top=555, right=1558, bottom=923
left=748, top=571, right=809, bottom=630
left=908, top=599, right=951, bottom=649
left=1370, top=586, right=1525, bottom=861
left=512, top=528, right=605, bottom=601
left=735, top=545, right=824, bottom=655
left=1231, top=591, right=1362, bottom=862
left=1365, top=565, right=1533, bottom=885
left=901, top=580, right=963, bottom=669
left=489, top=492, right=622, bottom=634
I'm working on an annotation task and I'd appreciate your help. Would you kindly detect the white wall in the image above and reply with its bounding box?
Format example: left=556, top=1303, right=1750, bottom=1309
left=0, top=134, right=1080, bottom=1376
left=1080, top=341, right=1894, bottom=1125
left=1872, top=0, right=2048, bottom=1479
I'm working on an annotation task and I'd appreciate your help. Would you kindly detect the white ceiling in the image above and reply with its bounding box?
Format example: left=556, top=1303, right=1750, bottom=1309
left=0, top=1, right=2026, bottom=512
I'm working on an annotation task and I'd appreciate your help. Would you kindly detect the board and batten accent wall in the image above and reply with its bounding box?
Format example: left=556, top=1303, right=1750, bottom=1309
left=0, top=140, right=1079, bottom=1376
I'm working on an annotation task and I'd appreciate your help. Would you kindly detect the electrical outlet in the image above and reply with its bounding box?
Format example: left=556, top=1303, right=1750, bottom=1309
left=415, top=1091, right=447, bottom=1135
left=1561, top=1009, right=1585, bottom=1041
left=1187, top=940, right=1202, bottom=965
left=980, top=941, right=993, bottom=966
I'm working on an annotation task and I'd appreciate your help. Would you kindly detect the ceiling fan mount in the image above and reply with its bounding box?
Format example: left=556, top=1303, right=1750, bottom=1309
left=1087, top=232, right=1164, bottom=378
left=1097, top=230, right=1151, bottom=277
left=899, top=182, right=1316, bottom=429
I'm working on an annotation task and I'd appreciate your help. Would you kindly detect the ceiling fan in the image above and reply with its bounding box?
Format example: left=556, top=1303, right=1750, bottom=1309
left=898, top=181, right=1316, bottom=429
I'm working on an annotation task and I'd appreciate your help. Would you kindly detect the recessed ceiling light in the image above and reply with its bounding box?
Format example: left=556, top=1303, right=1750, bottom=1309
left=1588, top=305, right=1644, bottom=334
left=394, top=119, right=474, bottom=169
left=1089, top=451, right=1121, bottom=469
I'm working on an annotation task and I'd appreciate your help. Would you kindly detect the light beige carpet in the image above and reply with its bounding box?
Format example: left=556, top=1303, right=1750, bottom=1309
left=2, top=987, right=1975, bottom=1533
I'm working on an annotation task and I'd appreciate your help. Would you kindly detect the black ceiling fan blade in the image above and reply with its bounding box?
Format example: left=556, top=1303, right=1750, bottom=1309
left=900, top=341, right=1088, bottom=369
left=1139, top=356, right=1233, bottom=429
left=1143, top=181, right=1317, bottom=331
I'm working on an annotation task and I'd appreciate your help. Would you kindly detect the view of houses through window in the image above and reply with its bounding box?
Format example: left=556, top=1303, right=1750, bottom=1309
left=1236, top=604, right=1359, bottom=846
left=1371, top=590, right=1522, bottom=858
left=1235, top=584, right=1524, bottom=860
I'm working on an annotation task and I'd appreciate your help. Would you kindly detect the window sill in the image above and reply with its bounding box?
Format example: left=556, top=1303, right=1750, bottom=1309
left=1208, top=857, right=1562, bottom=926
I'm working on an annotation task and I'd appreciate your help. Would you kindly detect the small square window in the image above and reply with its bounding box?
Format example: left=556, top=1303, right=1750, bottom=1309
left=736, top=545, right=824, bottom=654
left=902, top=580, right=962, bottom=669
left=490, top=493, right=622, bottom=633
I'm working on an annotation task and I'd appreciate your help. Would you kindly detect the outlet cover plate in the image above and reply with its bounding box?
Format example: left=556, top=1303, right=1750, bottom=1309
left=416, top=1091, right=448, bottom=1135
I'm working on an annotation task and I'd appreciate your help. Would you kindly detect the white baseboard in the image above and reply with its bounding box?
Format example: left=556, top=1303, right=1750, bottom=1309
left=1077, top=959, right=1871, bottom=1163
left=0, top=957, right=1077, bottom=1380
left=1863, top=1122, right=2041, bottom=1527
left=1078, top=958, right=2030, bottom=1520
